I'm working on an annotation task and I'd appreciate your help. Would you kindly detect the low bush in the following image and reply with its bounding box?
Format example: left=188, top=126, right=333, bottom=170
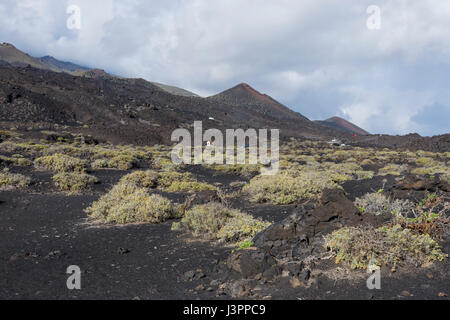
left=360, top=159, right=374, bottom=166
left=181, top=202, right=230, bottom=238
left=152, top=156, right=176, bottom=170
left=393, top=193, right=449, bottom=237
left=0, top=171, right=31, bottom=189
left=378, top=164, right=408, bottom=176
left=108, top=154, right=137, bottom=170
left=165, top=181, right=216, bottom=192
left=52, top=172, right=98, bottom=193
left=243, top=170, right=340, bottom=205
left=92, top=154, right=137, bottom=170
left=210, top=164, right=260, bottom=177
left=119, top=170, right=159, bottom=188
left=157, top=171, right=196, bottom=188
left=85, top=181, right=177, bottom=224
left=0, top=155, right=33, bottom=167
left=34, top=154, right=86, bottom=172
left=411, top=164, right=449, bottom=181
left=179, top=202, right=271, bottom=243
left=91, top=159, right=110, bottom=169
left=325, top=225, right=447, bottom=270
left=354, top=192, right=415, bottom=216
left=118, top=170, right=215, bottom=193
left=322, top=162, right=374, bottom=181
left=415, top=157, right=436, bottom=167
left=216, top=211, right=271, bottom=243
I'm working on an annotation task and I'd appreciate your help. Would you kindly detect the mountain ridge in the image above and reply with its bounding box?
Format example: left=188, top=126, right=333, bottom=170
left=0, top=42, right=360, bottom=134
left=0, top=45, right=448, bottom=151
left=0, top=42, right=200, bottom=98
left=315, top=116, right=370, bottom=136
left=0, top=62, right=349, bottom=146
left=208, top=83, right=309, bottom=121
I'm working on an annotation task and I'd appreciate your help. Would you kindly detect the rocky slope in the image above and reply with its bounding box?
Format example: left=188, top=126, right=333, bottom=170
left=0, top=63, right=346, bottom=145
left=315, top=116, right=370, bottom=135
left=208, top=83, right=309, bottom=121
left=0, top=43, right=448, bottom=152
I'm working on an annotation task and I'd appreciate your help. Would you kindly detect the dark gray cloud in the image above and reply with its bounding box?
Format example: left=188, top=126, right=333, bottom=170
left=0, top=0, right=449, bottom=135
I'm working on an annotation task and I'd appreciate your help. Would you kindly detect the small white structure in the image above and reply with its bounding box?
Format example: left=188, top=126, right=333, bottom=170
left=328, top=138, right=342, bottom=146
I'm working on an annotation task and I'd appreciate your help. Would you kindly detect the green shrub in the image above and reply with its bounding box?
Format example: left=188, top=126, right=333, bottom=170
left=90, top=152, right=139, bottom=170
left=119, top=170, right=159, bottom=188
left=243, top=170, right=340, bottom=205
left=0, top=171, right=31, bottom=189
left=0, top=155, right=33, bottom=167
left=0, top=129, right=12, bottom=138
left=152, top=156, right=176, bottom=170
left=354, top=192, right=415, bottom=216
left=392, top=194, right=449, bottom=237
left=157, top=170, right=196, bottom=188
left=378, top=164, right=408, bottom=176
left=322, top=162, right=374, bottom=180
left=179, top=202, right=271, bottom=242
left=361, top=159, right=374, bottom=166
left=216, top=211, right=271, bottom=242
left=52, top=172, right=98, bottom=193
left=165, top=181, right=216, bottom=192
left=415, top=157, right=435, bottom=167
left=91, top=159, right=110, bottom=169
left=236, top=241, right=255, bottom=251
left=85, top=181, right=176, bottom=224
left=34, top=154, right=86, bottom=172
left=108, top=154, right=137, bottom=170
left=181, top=202, right=230, bottom=238
left=210, top=164, right=260, bottom=177
left=325, top=225, right=447, bottom=270
left=411, top=164, right=449, bottom=181
left=117, top=170, right=215, bottom=192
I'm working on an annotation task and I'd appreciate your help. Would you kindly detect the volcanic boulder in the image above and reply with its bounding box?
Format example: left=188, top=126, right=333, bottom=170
left=222, top=189, right=389, bottom=292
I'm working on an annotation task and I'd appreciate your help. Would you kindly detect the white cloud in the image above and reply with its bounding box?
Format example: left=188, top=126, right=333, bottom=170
left=0, top=0, right=449, bottom=135
left=339, top=86, right=434, bottom=134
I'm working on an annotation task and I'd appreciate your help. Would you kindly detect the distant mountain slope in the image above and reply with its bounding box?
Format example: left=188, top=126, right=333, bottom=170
left=316, top=116, right=370, bottom=135
left=38, top=55, right=89, bottom=73
left=0, top=63, right=350, bottom=145
left=0, top=43, right=200, bottom=98
left=0, top=42, right=88, bottom=74
left=0, top=42, right=57, bottom=71
left=150, top=82, right=199, bottom=98
left=75, top=68, right=112, bottom=79
left=208, top=83, right=309, bottom=121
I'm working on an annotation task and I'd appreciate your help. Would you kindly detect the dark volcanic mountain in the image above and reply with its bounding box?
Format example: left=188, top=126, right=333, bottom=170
left=208, top=83, right=309, bottom=121
left=0, top=63, right=348, bottom=145
left=315, top=116, right=370, bottom=135
left=150, top=82, right=199, bottom=98
left=38, top=55, right=89, bottom=73
left=0, top=42, right=88, bottom=74
left=0, top=43, right=351, bottom=144
left=0, top=42, right=55, bottom=71
left=0, top=43, right=198, bottom=98
left=1, top=43, right=447, bottom=151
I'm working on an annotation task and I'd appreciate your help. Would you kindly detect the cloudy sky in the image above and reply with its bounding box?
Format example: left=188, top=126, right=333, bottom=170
left=1, top=0, right=449, bottom=136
